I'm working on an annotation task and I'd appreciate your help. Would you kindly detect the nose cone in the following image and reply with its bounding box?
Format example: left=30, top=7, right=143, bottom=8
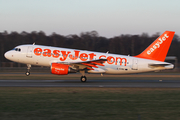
left=4, top=51, right=11, bottom=60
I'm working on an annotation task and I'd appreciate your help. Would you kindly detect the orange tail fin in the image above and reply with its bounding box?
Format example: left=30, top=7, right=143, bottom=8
left=135, top=31, right=175, bottom=62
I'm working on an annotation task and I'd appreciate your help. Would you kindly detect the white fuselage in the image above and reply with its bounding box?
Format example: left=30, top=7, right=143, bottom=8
left=4, top=44, right=174, bottom=74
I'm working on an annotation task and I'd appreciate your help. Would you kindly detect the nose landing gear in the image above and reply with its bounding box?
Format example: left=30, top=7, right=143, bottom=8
left=25, top=64, right=31, bottom=76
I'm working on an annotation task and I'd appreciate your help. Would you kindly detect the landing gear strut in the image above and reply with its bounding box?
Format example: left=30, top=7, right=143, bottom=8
left=25, top=64, right=31, bottom=76
left=80, top=70, right=87, bottom=82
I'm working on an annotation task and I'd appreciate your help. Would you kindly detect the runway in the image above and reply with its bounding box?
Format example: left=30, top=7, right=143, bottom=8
left=1, top=79, right=180, bottom=88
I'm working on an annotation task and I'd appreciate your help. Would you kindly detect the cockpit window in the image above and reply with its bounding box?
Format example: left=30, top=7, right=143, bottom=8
left=13, top=48, right=21, bottom=52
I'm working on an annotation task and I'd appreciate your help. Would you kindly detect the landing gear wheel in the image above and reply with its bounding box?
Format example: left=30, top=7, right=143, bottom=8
left=25, top=72, right=30, bottom=76
left=81, top=76, right=87, bottom=82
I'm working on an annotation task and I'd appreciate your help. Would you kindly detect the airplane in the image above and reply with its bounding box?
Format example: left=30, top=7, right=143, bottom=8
left=4, top=31, right=175, bottom=82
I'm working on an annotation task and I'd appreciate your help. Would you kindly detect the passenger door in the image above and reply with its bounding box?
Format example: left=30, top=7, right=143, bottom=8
left=132, top=59, right=138, bottom=70
left=26, top=47, right=33, bottom=58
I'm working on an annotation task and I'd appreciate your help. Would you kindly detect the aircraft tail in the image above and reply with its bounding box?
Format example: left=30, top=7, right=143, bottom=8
left=135, top=31, right=175, bottom=62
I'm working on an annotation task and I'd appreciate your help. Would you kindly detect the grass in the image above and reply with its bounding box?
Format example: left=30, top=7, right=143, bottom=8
left=0, top=87, right=180, bottom=120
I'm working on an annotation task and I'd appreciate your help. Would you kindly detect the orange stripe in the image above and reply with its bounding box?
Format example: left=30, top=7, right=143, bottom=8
left=91, top=62, right=104, bottom=66
left=81, top=63, right=98, bottom=68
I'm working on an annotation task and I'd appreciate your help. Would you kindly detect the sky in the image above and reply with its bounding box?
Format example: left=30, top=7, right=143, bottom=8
left=1, top=0, right=180, bottom=37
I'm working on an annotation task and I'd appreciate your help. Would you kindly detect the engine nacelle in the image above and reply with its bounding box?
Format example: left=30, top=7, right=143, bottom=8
left=51, top=63, right=76, bottom=75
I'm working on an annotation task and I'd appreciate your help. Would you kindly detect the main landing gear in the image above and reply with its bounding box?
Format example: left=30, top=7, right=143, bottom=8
left=25, top=64, right=31, bottom=76
left=80, top=76, right=87, bottom=82
left=80, top=70, right=87, bottom=82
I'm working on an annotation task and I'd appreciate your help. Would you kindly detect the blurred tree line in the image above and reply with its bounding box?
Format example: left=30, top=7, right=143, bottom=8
left=0, top=30, right=180, bottom=63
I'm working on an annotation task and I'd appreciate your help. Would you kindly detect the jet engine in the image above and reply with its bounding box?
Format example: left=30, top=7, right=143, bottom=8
left=51, top=63, right=76, bottom=75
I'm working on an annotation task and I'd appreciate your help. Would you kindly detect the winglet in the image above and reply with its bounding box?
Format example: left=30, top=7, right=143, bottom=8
left=135, top=31, right=175, bottom=62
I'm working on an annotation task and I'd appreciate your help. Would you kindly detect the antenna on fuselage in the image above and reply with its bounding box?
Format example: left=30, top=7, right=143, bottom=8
left=33, top=43, right=35, bottom=45
left=106, top=51, right=109, bottom=54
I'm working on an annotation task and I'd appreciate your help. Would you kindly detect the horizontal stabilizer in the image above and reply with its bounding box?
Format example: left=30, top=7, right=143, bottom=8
left=148, top=63, right=174, bottom=69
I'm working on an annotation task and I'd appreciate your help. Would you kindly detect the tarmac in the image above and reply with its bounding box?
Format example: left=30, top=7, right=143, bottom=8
left=1, top=79, right=180, bottom=88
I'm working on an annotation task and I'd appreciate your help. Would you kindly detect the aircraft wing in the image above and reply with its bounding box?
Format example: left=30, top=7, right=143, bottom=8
left=57, top=59, right=107, bottom=70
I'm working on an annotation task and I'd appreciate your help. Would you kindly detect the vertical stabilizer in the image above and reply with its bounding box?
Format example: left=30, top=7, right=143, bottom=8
left=135, top=31, right=175, bottom=61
